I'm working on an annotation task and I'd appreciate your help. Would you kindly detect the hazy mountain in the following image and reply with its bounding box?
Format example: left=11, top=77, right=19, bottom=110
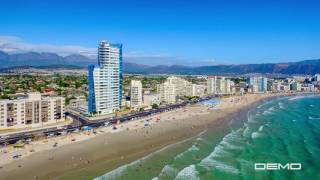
left=64, top=54, right=92, bottom=62
left=123, top=61, right=320, bottom=75
left=0, top=51, right=95, bottom=67
left=0, top=51, right=319, bottom=75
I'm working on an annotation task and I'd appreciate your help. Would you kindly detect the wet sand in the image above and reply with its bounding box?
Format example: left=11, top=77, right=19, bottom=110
left=0, top=94, right=277, bottom=180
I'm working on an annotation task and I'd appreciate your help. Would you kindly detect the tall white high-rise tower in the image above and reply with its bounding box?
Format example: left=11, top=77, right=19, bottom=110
left=88, top=41, right=123, bottom=115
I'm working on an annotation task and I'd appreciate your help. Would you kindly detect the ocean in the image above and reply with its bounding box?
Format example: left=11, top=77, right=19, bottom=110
left=95, top=95, right=320, bottom=180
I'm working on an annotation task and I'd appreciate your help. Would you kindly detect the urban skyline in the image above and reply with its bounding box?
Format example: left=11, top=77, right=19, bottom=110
left=1, top=1, right=320, bottom=179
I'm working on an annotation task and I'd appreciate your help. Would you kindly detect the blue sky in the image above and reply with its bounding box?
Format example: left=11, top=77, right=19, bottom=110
left=1, top=0, right=320, bottom=66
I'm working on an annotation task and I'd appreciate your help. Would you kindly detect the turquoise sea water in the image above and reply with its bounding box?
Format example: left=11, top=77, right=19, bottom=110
left=95, top=95, right=320, bottom=180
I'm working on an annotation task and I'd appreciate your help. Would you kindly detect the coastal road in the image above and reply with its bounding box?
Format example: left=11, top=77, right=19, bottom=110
left=0, top=96, right=214, bottom=145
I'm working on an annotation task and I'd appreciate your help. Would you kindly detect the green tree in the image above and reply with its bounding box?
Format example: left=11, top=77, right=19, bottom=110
left=152, top=104, right=159, bottom=109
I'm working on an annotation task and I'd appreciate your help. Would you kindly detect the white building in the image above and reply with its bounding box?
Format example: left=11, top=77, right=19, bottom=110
left=282, top=84, right=290, bottom=92
left=301, top=84, right=315, bottom=92
left=207, top=76, right=232, bottom=95
left=158, top=76, right=190, bottom=104
left=0, top=93, right=65, bottom=129
left=315, top=74, right=320, bottom=82
left=271, top=81, right=281, bottom=92
left=207, top=76, right=217, bottom=95
left=247, top=77, right=268, bottom=93
left=143, top=93, right=160, bottom=106
left=159, top=76, right=208, bottom=104
left=88, top=41, right=123, bottom=115
left=186, top=84, right=206, bottom=97
left=166, top=76, right=190, bottom=96
left=130, top=80, right=143, bottom=109
left=158, top=82, right=176, bottom=104
left=291, top=82, right=302, bottom=91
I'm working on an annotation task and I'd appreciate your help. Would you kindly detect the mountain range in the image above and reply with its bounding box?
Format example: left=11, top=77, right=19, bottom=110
left=0, top=51, right=319, bottom=75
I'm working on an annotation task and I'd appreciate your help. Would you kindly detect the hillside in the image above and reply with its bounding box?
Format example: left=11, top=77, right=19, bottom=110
left=0, top=51, right=319, bottom=75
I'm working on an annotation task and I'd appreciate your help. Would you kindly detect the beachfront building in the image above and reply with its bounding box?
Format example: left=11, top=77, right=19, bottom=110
left=143, top=93, right=160, bottom=107
left=88, top=41, right=123, bottom=115
left=291, top=82, right=302, bottom=91
left=314, top=74, right=320, bottom=82
left=301, top=84, right=315, bottom=92
left=158, top=82, right=176, bottom=104
left=207, top=76, right=217, bottom=94
left=130, top=80, right=143, bottom=109
left=207, top=76, right=232, bottom=95
left=166, top=76, right=191, bottom=96
left=280, top=83, right=291, bottom=92
left=0, top=92, right=65, bottom=129
left=271, top=81, right=281, bottom=92
left=247, top=77, right=268, bottom=93
left=158, top=76, right=189, bottom=104
left=217, top=77, right=231, bottom=94
left=186, top=84, right=206, bottom=97
left=159, top=76, right=207, bottom=104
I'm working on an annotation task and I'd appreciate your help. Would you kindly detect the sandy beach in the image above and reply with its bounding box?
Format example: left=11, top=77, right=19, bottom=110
left=0, top=93, right=283, bottom=180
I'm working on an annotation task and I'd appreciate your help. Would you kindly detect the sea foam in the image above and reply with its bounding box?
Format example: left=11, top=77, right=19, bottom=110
left=94, top=134, right=196, bottom=180
left=251, top=132, right=262, bottom=139
left=174, top=144, right=200, bottom=160
left=309, top=116, right=320, bottom=120
left=200, top=159, right=239, bottom=174
left=258, top=125, right=264, bottom=131
left=174, top=165, right=200, bottom=180
left=288, top=96, right=305, bottom=101
left=278, top=102, right=284, bottom=109
left=159, top=164, right=178, bottom=178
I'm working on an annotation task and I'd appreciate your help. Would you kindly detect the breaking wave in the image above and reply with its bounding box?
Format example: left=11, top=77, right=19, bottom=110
left=174, top=165, right=200, bottom=180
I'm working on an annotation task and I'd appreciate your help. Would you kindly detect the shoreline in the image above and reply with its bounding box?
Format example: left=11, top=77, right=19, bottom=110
left=0, top=93, right=315, bottom=180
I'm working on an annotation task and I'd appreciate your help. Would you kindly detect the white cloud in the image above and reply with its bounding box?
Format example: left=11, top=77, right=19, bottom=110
left=0, top=35, right=96, bottom=57
left=0, top=35, right=221, bottom=66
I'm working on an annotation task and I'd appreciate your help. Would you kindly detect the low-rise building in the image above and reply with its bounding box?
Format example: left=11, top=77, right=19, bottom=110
left=143, top=93, right=160, bottom=107
left=279, top=83, right=291, bottom=92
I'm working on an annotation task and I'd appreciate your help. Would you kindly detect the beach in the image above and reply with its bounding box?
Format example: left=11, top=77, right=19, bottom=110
left=0, top=93, right=283, bottom=180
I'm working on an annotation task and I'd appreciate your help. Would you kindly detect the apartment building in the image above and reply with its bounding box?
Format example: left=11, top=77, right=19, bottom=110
left=158, top=82, right=176, bottom=104
left=207, top=76, right=217, bottom=95
left=88, top=41, right=123, bottom=115
left=130, top=80, right=143, bottom=109
left=0, top=93, right=65, bottom=129
left=207, top=76, right=232, bottom=95
left=291, top=82, right=302, bottom=91
left=247, top=77, right=268, bottom=93
left=166, top=76, right=191, bottom=96
left=186, top=84, right=206, bottom=97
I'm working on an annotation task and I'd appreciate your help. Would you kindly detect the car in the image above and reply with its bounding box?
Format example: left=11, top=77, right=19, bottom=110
left=12, top=154, right=21, bottom=159
left=47, top=133, right=55, bottom=138
left=0, top=135, right=9, bottom=140
left=104, top=121, right=110, bottom=126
